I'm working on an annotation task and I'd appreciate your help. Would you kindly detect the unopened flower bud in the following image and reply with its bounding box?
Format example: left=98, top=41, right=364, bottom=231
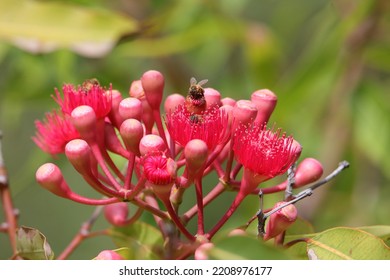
left=119, top=119, right=144, bottom=155
left=194, top=243, right=214, bottom=260
left=36, top=163, right=70, bottom=198
left=251, top=89, right=277, bottom=124
left=119, top=97, right=143, bottom=121
left=129, top=80, right=154, bottom=133
left=104, top=123, right=129, bottom=157
left=71, top=105, right=97, bottom=141
left=164, top=93, right=185, bottom=114
left=204, top=88, right=222, bottom=108
left=221, top=97, right=236, bottom=107
left=107, top=90, right=123, bottom=128
left=141, top=70, right=165, bottom=110
left=139, top=134, right=166, bottom=156
left=228, top=228, right=247, bottom=237
left=294, top=158, right=323, bottom=188
left=95, top=250, right=124, bottom=260
left=184, top=139, right=208, bottom=175
left=65, top=139, right=92, bottom=174
left=264, top=202, right=298, bottom=241
left=104, top=202, right=129, bottom=226
left=232, top=100, right=258, bottom=131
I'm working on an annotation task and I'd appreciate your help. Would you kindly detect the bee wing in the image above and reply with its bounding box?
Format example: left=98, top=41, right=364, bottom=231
left=198, top=79, right=208, bottom=87
left=190, top=77, right=197, bottom=86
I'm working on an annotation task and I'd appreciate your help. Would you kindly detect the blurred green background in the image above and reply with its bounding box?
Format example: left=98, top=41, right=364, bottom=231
left=1, top=0, right=390, bottom=259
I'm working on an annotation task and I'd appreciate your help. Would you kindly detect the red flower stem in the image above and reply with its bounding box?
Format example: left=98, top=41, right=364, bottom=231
left=57, top=206, right=104, bottom=260
left=124, top=153, right=136, bottom=190
left=0, top=134, right=18, bottom=256
left=153, top=109, right=170, bottom=156
left=67, top=193, right=120, bottom=205
left=169, top=136, right=176, bottom=159
left=163, top=199, right=195, bottom=241
left=230, top=162, right=242, bottom=180
left=182, top=182, right=225, bottom=224
left=206, top=191, right=247, bottom=239
left=194, top=177, right=205, bottom=235
left=211, top=161, right=225, bottom=178
left=90, top=142, right=123, bottom=191
left=100, top=148, right=126, bottom=182
left=230, top=181, right=287, bottom=195
left=205, top=142, right=227, bottom=169
left=222, top=146, right=235, bottom=183
left=125, top=177, right=146, bottom=201
left=123, top=207, right=144, bottom=226
left=80, top=169, right=119, bottom=197
left=131, top=197, right=168, bottom=220
left=0, top=185, right=17, bottom=256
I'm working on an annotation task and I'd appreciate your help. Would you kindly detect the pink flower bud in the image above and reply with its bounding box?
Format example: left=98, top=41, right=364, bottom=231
left=129, top=80, right=154, bottom=133
left=65, top=139, right=92, bottom=174
left=119, top=119, right=144, bottom=155
left=203, top=88, right=222, bottom=108
left=228, top=228, right=247, bottom=237
left=104, top=123, right=129, bottom=157
left=36, top=163, right=70, bottom=198
left=164, top=93, right=185, bottom=114
left=194, top=243, right=214, bottom=260
left=104, top=202, right=129, bottom=226
left=221, top=97, right=236, bottom=107
left=264, top=202, right=298, bottom=241
left=107, top=90, right=123, bottom=128
left=294, top=158, right=323, bottom=187
left=184, top=139, right=208, bottom=175
left=139, top=134, right=166, bottom=156
left=251, top=89, right=277, bottom=124
left=119, top=97, right=143, bottom=121
left=95, top=250, right=124, bottom=260
left=232, top=100, right=258, bottom=131
left=141, top=70, right=165, bottom=110
left=71, top=105, right=97, bottom=141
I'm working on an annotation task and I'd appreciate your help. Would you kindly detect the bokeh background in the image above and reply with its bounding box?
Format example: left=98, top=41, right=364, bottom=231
left=1, top=0, right=390, bottom=259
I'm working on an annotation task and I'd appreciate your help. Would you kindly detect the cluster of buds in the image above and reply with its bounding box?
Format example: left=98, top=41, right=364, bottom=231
left=33, top=70, right=330, bottom=250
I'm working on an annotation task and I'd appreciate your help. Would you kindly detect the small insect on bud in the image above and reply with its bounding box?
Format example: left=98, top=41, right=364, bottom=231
left=185, top=77, right=208, bottom=121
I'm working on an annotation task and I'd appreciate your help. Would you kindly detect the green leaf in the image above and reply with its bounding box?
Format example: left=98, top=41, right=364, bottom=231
left=306, top=227, right=390, bottom=260
left=16, top=226, right=54, bottom=260
left=207, top=235, right=292, bottom=260
left=0, top=0, right=138, bottom=57
left=108, top=221, right=164, bottom=260
left=357, top=225, right=390, bottom=242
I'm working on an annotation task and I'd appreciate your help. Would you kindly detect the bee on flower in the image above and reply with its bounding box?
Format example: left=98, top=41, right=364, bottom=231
left=185, top=77, right=208, bottom=123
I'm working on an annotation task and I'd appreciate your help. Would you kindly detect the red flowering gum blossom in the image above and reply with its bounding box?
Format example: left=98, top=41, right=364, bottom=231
left=233, top=123, right=301, bottom=179
left=33, top=110, right=80, bottom=155
left=165, top=104, right=229, bottom=150
left=142, top=151, right=177, bottom=201
left=53, top=82, right=112, bottom=119
left=142, top=152, right=177, bottom=186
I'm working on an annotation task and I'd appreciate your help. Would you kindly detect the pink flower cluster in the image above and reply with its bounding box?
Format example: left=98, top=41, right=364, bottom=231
left=33, top=70, right=324, bottom=245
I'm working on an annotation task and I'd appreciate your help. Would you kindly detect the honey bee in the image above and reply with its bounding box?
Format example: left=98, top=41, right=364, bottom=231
left=185, top=77, right=208, bottom=121
left=81, top=78, right=100, bottom=93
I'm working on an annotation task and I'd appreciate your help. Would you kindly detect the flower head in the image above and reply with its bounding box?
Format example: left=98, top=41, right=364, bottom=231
left=33, top=110, right=80, bottom=155
left=142, top=152, right=176, bottom=185
left=53, top=80, right=112, bottom=119
left=233, top=123, right=301, bottom=179
left=165, top=104, right=228, bottom=150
